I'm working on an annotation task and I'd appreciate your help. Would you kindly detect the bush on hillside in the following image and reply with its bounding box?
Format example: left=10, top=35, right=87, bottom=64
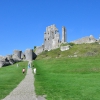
left=60, top=43, right=68, bottom=46
left=68, top=42, right=75, bottom=46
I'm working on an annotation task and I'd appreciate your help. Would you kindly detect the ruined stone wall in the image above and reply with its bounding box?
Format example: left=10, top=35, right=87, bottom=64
left=12, top=50, right=22, bottom=61
left=0, top=49, right=37, bottom=68
left=62, top=26, right=66, bottom=43
left=44, top=31, right=52, bottom=50
left=35, top=24, right=67, bottom=54
left=25, top=49, right=33, bottom=61
left=71, top=35, right=96, bottom=44
left=44, top=24, right=60, bottom=50
left=35, top=45, right=44, bottom=55
left=52, top=33, right=60, bottom=49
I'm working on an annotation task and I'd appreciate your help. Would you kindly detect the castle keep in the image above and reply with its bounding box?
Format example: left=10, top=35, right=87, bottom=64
left=44, top=25, right=60, bottom=50
left=35, top=24, right=67, bottom=55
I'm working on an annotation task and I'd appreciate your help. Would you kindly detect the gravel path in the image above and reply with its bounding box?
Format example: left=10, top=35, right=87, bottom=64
left=2, top=68, right=46, bottom=100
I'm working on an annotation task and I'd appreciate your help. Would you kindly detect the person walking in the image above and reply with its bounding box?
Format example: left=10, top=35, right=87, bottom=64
left=22, top=68, right=26, bottom=74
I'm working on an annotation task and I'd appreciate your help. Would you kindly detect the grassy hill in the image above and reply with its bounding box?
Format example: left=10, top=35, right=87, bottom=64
left=36, top=42, right=100, bottom=59
left=1, top=43, right=100, bottom=100
left=34, top=43, right=100, bottom=100
left=0, top=61, right=28, bottom=100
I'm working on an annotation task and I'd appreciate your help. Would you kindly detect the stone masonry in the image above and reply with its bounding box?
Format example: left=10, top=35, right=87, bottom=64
left=71, top=35, right=97, bottom=44
left=0, top=49, right=37, bottom=68
left=35, top=24, right=67, bottom=55
left=62, top=26, right=66, bottom=43
left=44, top=24, right=60, bottom=51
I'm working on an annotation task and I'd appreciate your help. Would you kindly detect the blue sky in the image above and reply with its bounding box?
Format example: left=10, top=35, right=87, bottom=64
left=0, top=0, right=100, bottom=56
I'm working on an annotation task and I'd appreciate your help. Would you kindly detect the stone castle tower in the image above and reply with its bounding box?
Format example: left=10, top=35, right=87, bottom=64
left=62, top=26, right=66, bottom=43
left=35, top=24, right=67, bottom=55
left=44, top=24, right=60, bottom=51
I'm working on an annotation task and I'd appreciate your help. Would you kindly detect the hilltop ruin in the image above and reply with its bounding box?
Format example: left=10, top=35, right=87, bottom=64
left=35, top=25, right=98, bottom=55
left=71, top=35, right=97, bottom=44
left=0, top=24, right=99, bottom=67
left=0, top=49, right=37, bottom=68
left=35, top=24, right=67, bottom=55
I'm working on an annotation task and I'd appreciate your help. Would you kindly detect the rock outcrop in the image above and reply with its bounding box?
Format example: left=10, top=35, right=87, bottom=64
left=0, top=56, right=11, bottom=68
left=60, top=45, right=70, bottom=51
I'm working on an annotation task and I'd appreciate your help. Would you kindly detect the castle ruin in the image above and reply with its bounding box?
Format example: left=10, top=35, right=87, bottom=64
left=35, top=24, right=67, bottom=55
left=0, top=24, right=99, bottom=67
left=0, top=49, right=37, bottom=68
left=62, top=26, right=66, bottom=43
left=44, top=25, right=60, bottom=50
left=71, top=35, right=97, bottom=44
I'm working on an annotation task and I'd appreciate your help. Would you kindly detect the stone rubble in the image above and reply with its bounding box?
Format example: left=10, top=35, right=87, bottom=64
left=0, top=49, right=37, bottom=68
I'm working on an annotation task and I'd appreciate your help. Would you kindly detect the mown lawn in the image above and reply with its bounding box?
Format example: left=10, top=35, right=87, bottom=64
left=34, top=56, right=100, bottom=100
left=0, top=61, right=28, bottom=100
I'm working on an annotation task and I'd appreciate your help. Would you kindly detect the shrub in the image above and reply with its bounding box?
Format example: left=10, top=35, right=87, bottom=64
left=68, top=42, right=75, bottom=46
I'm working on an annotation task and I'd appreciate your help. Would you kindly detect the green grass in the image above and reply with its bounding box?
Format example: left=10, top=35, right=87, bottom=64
left=37, top=43, right=100, bottom=59
left=0, top=61, right=28, bottom=100
left=1, top=43, right=100, bottom=100
left=34, top=56, right=100, bottom=100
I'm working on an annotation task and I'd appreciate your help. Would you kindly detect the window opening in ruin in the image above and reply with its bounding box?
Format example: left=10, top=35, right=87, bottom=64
left=45, top=32, right=46, bottom=34
left=48, top=38, right=49, bottom=40
left=45, top=39, right=46, bottom=41
left=58, top=40, right=59, bottom=43
left=48, top=33, right=49, bottom=34
left=55, top=30, right=58, bottom=34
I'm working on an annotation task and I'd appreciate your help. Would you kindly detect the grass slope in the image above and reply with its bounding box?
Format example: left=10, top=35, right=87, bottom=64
left=37, top=43, right=100, bottom=59
left=0, top=61, right=28, bottom=100
left=34, top=43, right=100, bottom=100
left=34, top=57, right=100, bottom=100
